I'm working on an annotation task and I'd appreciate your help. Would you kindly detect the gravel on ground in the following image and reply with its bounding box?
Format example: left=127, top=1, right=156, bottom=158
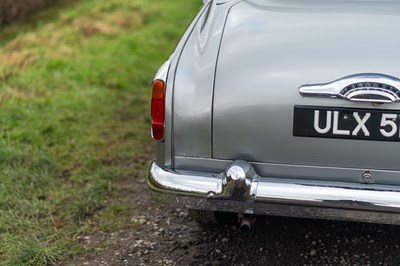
left=66, top=159, right=400, bottom=266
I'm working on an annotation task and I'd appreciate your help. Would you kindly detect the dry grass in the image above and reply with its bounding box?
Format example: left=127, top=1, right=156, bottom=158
left=0, top=1, right=147, bottom=92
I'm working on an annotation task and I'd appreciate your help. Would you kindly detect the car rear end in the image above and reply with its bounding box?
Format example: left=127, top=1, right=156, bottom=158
left=148, top=0, right=400, bottom=225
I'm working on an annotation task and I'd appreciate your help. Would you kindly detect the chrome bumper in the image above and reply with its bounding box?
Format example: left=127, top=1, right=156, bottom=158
left=147, top=160, right=400, bottom=224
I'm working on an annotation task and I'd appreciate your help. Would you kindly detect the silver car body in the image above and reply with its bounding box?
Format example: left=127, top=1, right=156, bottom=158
left=148, top=0, right=400, bottom=224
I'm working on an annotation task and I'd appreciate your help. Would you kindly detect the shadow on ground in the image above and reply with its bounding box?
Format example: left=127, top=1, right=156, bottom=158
left=68, top=173, right=400, bottom=266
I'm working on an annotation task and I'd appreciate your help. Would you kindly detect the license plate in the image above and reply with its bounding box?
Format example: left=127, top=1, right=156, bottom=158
left=293, top=106, right=400, bottom=142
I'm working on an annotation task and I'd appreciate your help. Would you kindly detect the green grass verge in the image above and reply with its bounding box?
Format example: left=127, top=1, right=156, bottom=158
left=0, top=0, right=200, bottom=264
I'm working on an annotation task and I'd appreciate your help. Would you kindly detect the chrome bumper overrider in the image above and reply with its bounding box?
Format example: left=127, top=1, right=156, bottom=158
left=147, top=160, right=400, bottom=224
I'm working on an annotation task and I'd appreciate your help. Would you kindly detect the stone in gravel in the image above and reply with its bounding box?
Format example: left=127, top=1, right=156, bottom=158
left=310, top=249, right=317, bottom=256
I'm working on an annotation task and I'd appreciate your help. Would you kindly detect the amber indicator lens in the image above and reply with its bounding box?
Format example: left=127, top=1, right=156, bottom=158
left=152, top=80, right=165, bottom=99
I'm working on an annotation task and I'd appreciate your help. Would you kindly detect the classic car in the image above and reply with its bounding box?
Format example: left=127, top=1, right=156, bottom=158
left=147, top=0, right=400, bottom=232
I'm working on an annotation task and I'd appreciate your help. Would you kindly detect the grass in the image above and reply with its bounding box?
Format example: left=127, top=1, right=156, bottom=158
left=0, top=0, right=200, bottom=264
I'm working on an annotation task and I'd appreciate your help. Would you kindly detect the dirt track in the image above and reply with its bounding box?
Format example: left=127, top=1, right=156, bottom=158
left=67, top=154, right=400, bottom=266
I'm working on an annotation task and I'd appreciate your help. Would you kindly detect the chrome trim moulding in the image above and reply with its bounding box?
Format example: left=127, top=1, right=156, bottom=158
left=154, top=60, right=171, bottom=82
left=148, top=161, right=400, bottom=225
left=299, top=73, right=400, bottom=103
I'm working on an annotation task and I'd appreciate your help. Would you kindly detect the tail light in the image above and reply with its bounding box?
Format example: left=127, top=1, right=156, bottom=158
left=151, top=79, right=165, bottom=141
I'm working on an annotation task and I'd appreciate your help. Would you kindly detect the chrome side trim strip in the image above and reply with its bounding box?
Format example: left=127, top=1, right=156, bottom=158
left=148, top=161, right=400, bottom=224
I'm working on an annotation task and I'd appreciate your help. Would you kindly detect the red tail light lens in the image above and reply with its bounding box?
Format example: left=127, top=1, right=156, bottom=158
left=151, top=79, right=165, bottom=141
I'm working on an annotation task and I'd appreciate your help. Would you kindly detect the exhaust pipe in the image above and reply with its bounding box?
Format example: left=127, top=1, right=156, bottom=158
left=239, top=215, right=255, bottom=234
